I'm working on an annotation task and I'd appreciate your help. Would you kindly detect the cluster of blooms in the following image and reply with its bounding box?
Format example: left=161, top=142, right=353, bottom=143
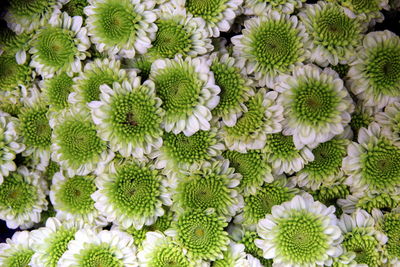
left=0, top=0, right=400, bottom=266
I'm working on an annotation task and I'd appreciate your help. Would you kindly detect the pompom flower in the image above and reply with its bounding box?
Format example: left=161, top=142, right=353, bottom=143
left=0, top=231, right=34, bottom=267
left=0, top=27, right=32, bottom=64
left=0, top=55, right=35, bottom=92
left=40, top=72, right=74, bottom=112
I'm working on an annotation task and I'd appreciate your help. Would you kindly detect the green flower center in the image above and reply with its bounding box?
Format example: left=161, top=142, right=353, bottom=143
left=46, top=228, right=76, bottom=267
left=185, top=0, right=227, bottom=22
left=150, top=244, right=192, bottom=267
left=61, top=0, right=88, bottom=17
left=19, top=106, right=51, bottom=148
left=79, top=246, right=123, bottom=267
left=0, top=56, right=31, bottom=91
left=2, top=249, right=34, bottom=267
left=80, top=71, right=119, bottom=103
left=276, top=211, right=329, bottom=265
left=108, top=164, right=160, bottom=217
left=56, top=175, right=96, bottom=214
left=350, top=110, right=373, bottom=135
left=9, top=0, right=55, bottom=18
left=383, top=214, right=400, bottom=259
left=341, top=0, right=381, bottom=14
left=343, top=231, right=380, bottom=266
left=264, top=133, right=298, bottom=159
left=0, top=174, right=37, bottom=215
left=45, top=72, right=73, bottom=110
left=150, top=20, right=191, bottom=58
left=43, top=161, right=60, bottom=181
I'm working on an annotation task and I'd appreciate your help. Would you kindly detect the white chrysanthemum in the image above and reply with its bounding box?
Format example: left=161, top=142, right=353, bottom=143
left=84, top=0, right=157, bottom=58
left=58, top=228, right=138, bottom=267
left=244, top=0, right=306, bottom=15
left=49, top=171, right=107, bottom=226
left=167, top=0, right=243, bottom=38
left=0, top=166, right=48, bottom=229
left=343, top=122, right=400, bottom=193
left=88, top=78, right=164, bottom=159
left=231, top=11, right=309, bottom=88
left=275, top=64, right=354, bottom=149
left=220, top=89, right=284, bottom=153
left=50, top=106, right=114, bottom=177
left=0, top=112, right=25, bottom=184
left=347, top=30, right=400, bottom=109
left=92, top=160, right=172, bottom=229
left=255, top=193, right=343, bottom=267
left=149, top=55, right=220, bottom=136
left=30, top=217, right=88, bottom=267
left=0, top=231, right=34, bottom=267
left=138, top=231, right=207, bottom=267
left=29, top=12, right=90, bottom=78
left=375, top=101, right=400, bottom=141
left=4, top=0, right=65, bottom=34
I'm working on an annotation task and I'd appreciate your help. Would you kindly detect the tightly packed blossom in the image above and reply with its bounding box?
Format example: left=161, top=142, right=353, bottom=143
left=0, top=0, right=399, bottom=266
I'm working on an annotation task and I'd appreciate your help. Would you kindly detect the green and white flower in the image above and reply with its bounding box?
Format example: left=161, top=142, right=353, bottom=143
left=0, top=166, right=48, bottom=229
left=347, top=30, right=400, bottom=109
left=172, top=160, right=243, bottom=220
left=244, top=0, right=306, bottom=15
left=212, top=241, right=249, bottom=267
left=276, top=64, right=354, bottom=149
left=231, top=12, right=309, bottom=87
left=263, top=133, right=314, bottom=175
left=375, top=210, right=400, bottom=265
left=149, top=55, right=220, bottom=136
left=311, top=179, right=350, bottom=210
left=58, top=228, right=138, bottom=267
left=0, top=231, right=34, bottom=267
left=0, top=28, right=32, bottom=64
left=339, top=0, right=389, bottom=24
left=4, top=0, right=64, bottom=34
left=50, top=106, right=113, bottom=177
left=50, top=171, right=106, bottom=226
left=166, top=208, right=230, bottom=261
left=0, top=55, right=35, bottom=92
left=92, top=161, right=172, bottom=229
left=375, top=101, right=400, bottom=142
left=208, top=52, right=254, bottom=126
left=338, top=209, right=388, bottom=267
left=138, top=231, right=207, bottom=267
left=84, top=0, right=157, bottom=58
left=0, top=112, right=25, bottom=184
left=221, top=89, right=284, bottom=153
left=255, top=193, right=343, bottom=267
left=40, top=72, right=74, bottom=112
left=88, top=79, right=164, bottom=159
left=168, top=0, right=243, bottom=37
left=30, top=217, right=87, bottom=267
left=343, top=122, right=400, bottom=193
left=349, top=103, right=377, bottom=137
left=338, top=191, right=400, bottom=214
left=223, top=149, right=273, bottom=195
left=29, top=12, right=90, bottom=78
left=0, top=89, right=23, bottom=118
left=299, top=1, right=364, bottom=67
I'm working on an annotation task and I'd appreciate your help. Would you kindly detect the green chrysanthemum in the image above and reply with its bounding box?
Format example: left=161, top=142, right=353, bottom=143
left=236, top=179, right=297, bottom=226
left=294, top=139, right=349, bottom=190
left=338, top=191, right=400, bottom=214
left=381, top=213, right=400, bottom=264
left=61, top=0, right=88, bottom=17
left=0, top=55, right=34, bottom=92
left=349, top=105, right=376, bottom=137
left=84, top=0, right=157, bottom=58
left=42, top=160, right=60, bottom=182
left=0, top=231, right=34, bottom=267
left=348, top=30, right=400, bottom=109
left=51, top=106, right=111, bottom=177
left=299, top=1, right=363, bottom=66
left=223, top=150, right=273, bottom=195
left=172, top=209, right=230, bottom=261
left=88, top=78, right=164, bottom=158
left=41, top=72, right=73, bottom=111
left=312, top=183, right=350, bottom=210
left=244, top=0, right=306, bottom=15
left=231, top=11, right=308, bottom=87
left=238, top=230, right=272, bottom=265
left=93, top=161, right=171, bottom=229
left=173, top=160, right=242, bottom=220
left=339, top=0, right=389, bottom=23
left=0, top=28, right=32, bottom=64
left=263, top=133, right=314, bottom=175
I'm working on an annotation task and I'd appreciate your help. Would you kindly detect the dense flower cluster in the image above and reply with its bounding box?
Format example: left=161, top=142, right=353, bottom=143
left=0, top=0, right=399, bottom=266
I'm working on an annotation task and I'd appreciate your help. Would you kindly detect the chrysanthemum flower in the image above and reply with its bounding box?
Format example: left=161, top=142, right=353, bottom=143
left=347, top=30, right=400, bottom=109
left=166, top=209, right=230, bottom=261
left=244, top=0, right=306, bottom=15
left=49, top=171, right=106, bottom=226
left=30, top=217, right=87, bottom=267
left=375, top=101, right=400, bottom=142
left=0, top=112, right=25, bottom=184
left=58, top=228, right=138, bottom=266
left=212, top=241, right=249, bottom=267
left=0, top=55, right=35, bottom=92
left=0, top=231, right=34, bottom=267
left=338, top=209, right=387, bottom=266
left=276, top=64, right=354, bottom=149
left=311, top=181, right=350, bottom=211
left=221, top=89, right=284, bottom=152
left=89, top=79, right=164, bottom=159
left=208, top=52, right=254, bottom=126
left=0, top=166, right=48, bottom=229
left=167, top=0, right=243, bottom=38
left=235, top=178, right=298, bottom=228
left=338, top=0, right=390, bottom=24
left=4, top=0, right=64, bottom=34
left=92, top=161, right=172, bottom=229
left=84, top=0, right=157, bottom=58
left=299, top=1, right=364, bottom=67
left=29, top=12, right=90, bottom=78
left=343, top=122, right=400, bottom=193
left=138, top=231, right=207, bottom=267
left=0, top=28, right=32, bottom=64
left=150, top=55, right=220, bottom=136
left=50, top=106, right=113, bottom=177
left=40, top=72, right=74, bottom=112
left=375, top=210, right=400, bottom=265
left=231, top=12, right=309, bottom=88
left=223, top=149, right=273, bottom=195
left=255, top=193, right=343, bottom=267
left=349, top=103, right=377, bottom=137
left=0, top=90, right=23, bottom=118
left=61, top=0, right=88, bottom=17
left=172, top=160, right=243, bottom=220
left=338, top=191, right=400, bottom=214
